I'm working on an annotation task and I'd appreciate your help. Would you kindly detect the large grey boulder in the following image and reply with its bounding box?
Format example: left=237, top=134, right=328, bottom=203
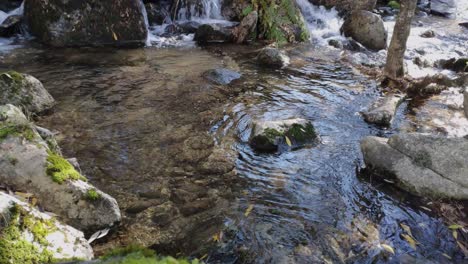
left=0, top=71, right=55, bottom=114
left=24, top=0, right=148, bottom=47
left=257, top=47, right=290, bottom=68
left=0, top=104, right=121, bottom=231
left=0, top=192, right=94, bottom=262
left=250, top=118, right=317, bottom=152
left=431, top=0, right=457, bottom=18
left=362, top=94, right=403, bottom=127
left=340, top=10, right=387, bottom=51
left=361, top=134, right=468, bottom=199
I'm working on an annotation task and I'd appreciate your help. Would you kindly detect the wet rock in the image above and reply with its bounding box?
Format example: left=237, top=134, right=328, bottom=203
left=464, top=90, right=468, bottom=118
left=0, top=105, right=121, bottom=231
left=0, top=71, right=55, bottom=114
left=340, top=10, right=387, bottom=51
left=125, top=201, right=153, bottom=214
left=24, top=0, right=148, bottom=47
left=328, top=39, right=343, bottom=49
left=436, top=58, right=468, bottom=73
left=363, top=94, right=403, bottom=127
left=145, top=2, right=170, bottom=25
left=257, top=47, right=290, bottom=68
left=250, top=118, right=317, bottom=152
left=343, top=39, right=368, bottom=52
left=179, top=198, right=212, bottom=216
left=460, top=22, right=468, bottom=29
left=203, top=68, right=242, bottom=85
left=308, top=0, right=376, bottom=13
left=0, top=0, right=22, bottom=12
left=0, top=192, right=94, bottom=262
left=361, top=134, right=468, bottom=199
left=430, top=0, right=457, bottom=18
left=413, top=56, right=431, bottom=68
left=0, top=15, right=22, bottom=37
left=420, top=29, right=435, bottom=38
left=194, top=24, right=235, bottom=44
left=176, top=21, right=201, bottom=34
left=232, top=11, right=258, bottom=44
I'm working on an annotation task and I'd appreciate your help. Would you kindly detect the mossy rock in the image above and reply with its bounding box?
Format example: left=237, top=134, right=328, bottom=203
left=250, top=119, right=317, bottom=152
left=98, top=245, right=200, bottom=264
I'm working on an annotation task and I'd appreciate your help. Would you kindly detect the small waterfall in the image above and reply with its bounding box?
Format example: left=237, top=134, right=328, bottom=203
left=0, top=1, right=24, bottom=24
left=295, top=0, right=344, bottom=44
left=139, top=0, right=151, bottom=46
left=177, top=0, right=224, bottom=22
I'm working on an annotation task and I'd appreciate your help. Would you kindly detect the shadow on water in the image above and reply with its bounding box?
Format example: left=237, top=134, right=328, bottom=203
left=0, top=43, right=464, bottom=263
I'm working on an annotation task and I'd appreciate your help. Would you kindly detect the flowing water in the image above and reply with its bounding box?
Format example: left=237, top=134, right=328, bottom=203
left=0, top=1, right=467, bottom=263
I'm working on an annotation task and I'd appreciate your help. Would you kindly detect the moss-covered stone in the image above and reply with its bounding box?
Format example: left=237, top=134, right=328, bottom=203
left=0, top=204, right=54, bottom=264
left=0, top=123, right=36, bottom=142
left=86, top=188, right=101, bottom=201
left=99, top=245, right=200, bottom=264
left=388, top=0, right=400, bottom=9
left=46, top=150, right=87, bottom=184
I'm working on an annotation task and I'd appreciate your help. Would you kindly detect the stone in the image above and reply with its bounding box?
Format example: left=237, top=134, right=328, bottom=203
left=194, top=24, right=235, bottom=44
left=232, top=11, right=258, bottom=44
left=430, top=0, right=457, bottom=18
left=340, top=10, right=387, bottom=51
left=420, top=29, right=435, bottom=38
left=363, top=94, right=403, bottom=127
left=328, top=39, right=343, bottom=49
left=464, top=90, right=468, bottom=118
left=0, top=105, right=121, bottom=232
left=460, top=22, right=468, bottom=29
left=308, top=0, right=377, bottom=13
left=0, top=71, right=55, bottom=114
left=0, top=15, right=22, bottom=37
left=24, top=0, right=148, bottom=47
left=361, top=134, right=468, bottom=199
left=257, top=47, right=290, bottom=68
left=0, top=192, right=94, bottom=262
left=249, top=118, right=317, bottom=152
left=0, top=0, right=22, bottom=12
left=203, top=68, right=242, bottom=85
left=145, top=2, right=170, bottom=25
left=437, top=58, right=468, bottom=73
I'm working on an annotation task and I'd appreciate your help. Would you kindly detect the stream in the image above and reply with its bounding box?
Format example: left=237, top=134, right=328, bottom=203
left=0, top=1, right=467, bottom=263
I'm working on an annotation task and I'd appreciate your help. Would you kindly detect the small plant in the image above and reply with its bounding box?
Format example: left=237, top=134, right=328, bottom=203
left=46, top=150, right=87, bottom=184
left=86, top=189, right=101, bottom=201
left=388, top=0, right=400, bottom=9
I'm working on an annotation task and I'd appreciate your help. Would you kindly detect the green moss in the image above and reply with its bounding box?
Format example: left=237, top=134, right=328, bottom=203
left=241, top=4, right=254, bottom=18
left=0, top=204, right=54, bottom=264
left=0, top=123, right=36, bottom=142
left=388, top=0, right=400, bottom=9
left=100, top=245, right=200, bottom=264
left=86, top=188, right=101, bottom=201
left=284, top=123, right=316, bottom=143
left=46, top=150, right=87, bottom=184
left=0, top=71, right=25, bottom=93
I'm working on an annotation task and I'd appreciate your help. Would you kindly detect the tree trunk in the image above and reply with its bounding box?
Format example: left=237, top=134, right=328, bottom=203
left=384, top=0, right=417, bottom=80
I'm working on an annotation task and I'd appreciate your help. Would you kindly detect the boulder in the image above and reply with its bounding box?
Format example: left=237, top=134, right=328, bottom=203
left=436, top=58, right=468, bottom=73
left=362, top=94, right=403, bottom=127
left=0, top=14, right=22, bottom=37
left=361, top=134, right=468, bottom=199
left=430, top=0, right=457, bottom=18
left=420, top=29, right=435, bottom=38
left=232, top=11, right=258, bottom=44
left=250, top=118, right=317, bottom=152
left=460, top=22, right=468, bottom=29
left=257, top=47, right=290, bottom=68
left=308, top=0, right=377, bottom=13
left=340, top=10, right=387, bottom=51
left=0, top=192, right=94, bottom=263
left=145, top=2, right=170, bottom=25
left=0, top=105, right=121, bottom=231
left=464, top=90, right=468, bottom=118
left=24, top=0, right=148, bottom=47
left=203, top=68, right=242, bottom=85
left=0, top=0, right=22, bottom=12
left=0, top=71, right=55, bottom=114
left=194, top=24, right=234, bottom=44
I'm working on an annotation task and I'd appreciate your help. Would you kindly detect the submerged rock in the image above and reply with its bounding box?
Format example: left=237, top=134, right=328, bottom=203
left=194, top=24, right=235, bottom=44
left=203, top=68, right=242, bottom=85
left=0, top=105, right=121, bottom=231
left=0, top=192, right=94, bottom=263
left=362, top=94, right=403, bottom=127
left=250, top=118, right=317, bottom=152
left=0, top=71, right=55, bottom=114
left=24, top=0, right=148, bottom=47
left=257, top=47, right=290, bottom=68
left=361, top=134, right=468, bottom=199
left=340, top=10, right=387, bottom=51
left=0, top=15, right=22, bottom=37
left=232, top=11, right=258, bottom=44
left=430, top=0, right=457, bottom=18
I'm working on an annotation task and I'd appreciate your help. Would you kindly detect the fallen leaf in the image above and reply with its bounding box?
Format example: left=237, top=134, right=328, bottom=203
left=31, top=197, right=38, bottom=206
left=380, top=244, right=395, bottom=254
left=200, top=254, right=208, bottom=260
left=453, top=230, right=458, bottom=240
left=401, top=234, right=418, bottom=250
left=400, top=223, right=412, bottom=236
left=244, top=204, right=254, bottom=217
left=285, top=136, right=292, bottom=147
left=448, top=224, right=463, bottom=230
left=420, top=206, right=432, bottom=212
left=3, top=73, right=12, bottom=79
left=442, top=253, right=452, bottom=259
left=112, top=31, right=118, bottom=41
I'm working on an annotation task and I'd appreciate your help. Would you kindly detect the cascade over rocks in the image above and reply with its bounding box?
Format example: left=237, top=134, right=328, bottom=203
left=0, top=192, right=94, bottom=262
left=0, top=15, right=22, bottom=38
left=24, top=0, right=148, bottom=47
left=340, top=10, right=387, bottom=51
left=361, top=133, right=468, bottom=200
left=0, top=71, right=55, bottom=114
left=0, top=105, right=121, bottom=232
